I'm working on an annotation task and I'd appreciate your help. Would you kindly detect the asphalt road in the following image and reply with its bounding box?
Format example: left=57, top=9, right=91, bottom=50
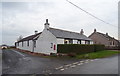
left=2, top=49, right=79, bottom=74
left=2, top=49, right=119, bottom=75
left=54, top=55, right=118, bottom=74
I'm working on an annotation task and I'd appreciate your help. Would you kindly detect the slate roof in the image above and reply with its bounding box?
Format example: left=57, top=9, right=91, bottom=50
left=17, top=27, right=92, bottom=43
left=89, top=32, right=119, bottom=42
left=97, top=32, right=118, bottom=41
left=48, top=28, right=92, bottom=41
left=17, top=32, right=41, bottom=42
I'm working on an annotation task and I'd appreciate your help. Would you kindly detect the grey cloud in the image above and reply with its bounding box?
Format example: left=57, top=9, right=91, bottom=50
left=1, top=0, right=118, bottom=45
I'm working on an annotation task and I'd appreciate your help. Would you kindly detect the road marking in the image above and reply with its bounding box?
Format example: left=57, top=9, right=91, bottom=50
left=80, top=61, right=84, bottom=63
left=12, top=50, right=25, bottom=57
left=73, top=62, right=79, bottom=65
left=70, top=65, right=76, bottom=68
left=90, top=60, right=94, bottom=61
left=55, top=66, right=63, bottom=70
left=94, top=59, right=99, bottom=60
left=60, top=68, right=64, bottom=71
left=77, top=63, right=83, bottom=65
left=55, top=59, right=100, bottom=71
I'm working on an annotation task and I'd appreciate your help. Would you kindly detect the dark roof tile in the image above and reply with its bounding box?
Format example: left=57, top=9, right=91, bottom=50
left=48, top=28, right=92, bottom=40
left=17, top=32, right=41, bottom=42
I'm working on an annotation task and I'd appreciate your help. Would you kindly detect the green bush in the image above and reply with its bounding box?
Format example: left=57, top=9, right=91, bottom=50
left=57, top=44, right=105, bottom=54
left=94, top=44, right=105, bottom=52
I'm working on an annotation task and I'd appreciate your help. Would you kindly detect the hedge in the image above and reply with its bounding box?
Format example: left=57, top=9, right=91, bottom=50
left=57, top=44, right=105, bottom=54
left=105, top=46, right=120, bottom=50
left=94, top=44, right=105, bottom=52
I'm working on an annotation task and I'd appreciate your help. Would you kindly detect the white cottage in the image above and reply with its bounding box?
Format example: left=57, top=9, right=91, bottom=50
left=15, top=19, right=93, bottom=55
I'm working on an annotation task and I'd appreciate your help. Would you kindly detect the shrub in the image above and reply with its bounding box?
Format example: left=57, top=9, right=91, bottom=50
left=105, top=46, right=120, bottom=50
left=94, top=44, right=105, bottom=52
left=57, top=44, right=105, bottom=54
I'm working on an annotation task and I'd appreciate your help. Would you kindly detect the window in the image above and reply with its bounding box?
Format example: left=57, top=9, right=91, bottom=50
left=85, top=41, right=90, bottom=44
left=51, top=43, right=53, bottom=48
left=64, top=39, right=68, bottom=44
left=22, top=42, right=24, bottom=47
left=77, top=40, right=81, bottom=44
left=69, top=39, right=73, bottom=44
left=110, top=41, right=112, bottom=45
left=27, top=40, right=29, bottom=46
left=113, top=41, right=114, bottom=45
left=64, top=39, right=73, bottom=44
left=18, top=43, right=19, bottom=46
left=34, top=41, right=36, bottom=47
left=110, top=41, right=114, bottom=45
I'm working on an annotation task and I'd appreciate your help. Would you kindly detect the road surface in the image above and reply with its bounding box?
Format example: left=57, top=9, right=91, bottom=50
left=2, top=49, right=119, bottom=75
left=2, top=49, right=79, bottom=74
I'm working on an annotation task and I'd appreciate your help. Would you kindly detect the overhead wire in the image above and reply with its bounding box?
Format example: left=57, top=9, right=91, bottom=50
left=66, top=0, right=118, bottom=28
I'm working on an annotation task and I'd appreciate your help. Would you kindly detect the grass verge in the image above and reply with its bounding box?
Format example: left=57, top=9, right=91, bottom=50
left=76, top=50, right=120, bottom=59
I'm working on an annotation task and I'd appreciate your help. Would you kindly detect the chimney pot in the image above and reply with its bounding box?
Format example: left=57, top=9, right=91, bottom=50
left=35, top=30, right=38, bottom=34
left=44, top=19, right=50, bottom=29
left=94, top=29, right=96, bottom=33
left=106, top=33, right=108, bottom=36
left=80, top=29, right=84, bottom=35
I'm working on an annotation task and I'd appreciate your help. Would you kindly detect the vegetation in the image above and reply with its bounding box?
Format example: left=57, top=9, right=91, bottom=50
left=57, top=44, right=105, bottom=54
left=76, top=50, right=120, bottom=59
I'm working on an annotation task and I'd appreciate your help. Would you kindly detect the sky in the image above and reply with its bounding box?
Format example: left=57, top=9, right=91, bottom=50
left=0, top=0, right=119, bottom=45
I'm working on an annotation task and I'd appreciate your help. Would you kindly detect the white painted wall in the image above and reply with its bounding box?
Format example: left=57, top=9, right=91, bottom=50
left=77, top=40, right=81, bottom=44
left=34, top=29, right=57, bottom=55
left=16, top=40, right=33, bottom=52
left=57, top=38, right=64, bottom=44
left=90, top=41, right=93, bottom=44
left=73, top=40, right=77, bottom=44
left=81, top=40, right=85, bottom=44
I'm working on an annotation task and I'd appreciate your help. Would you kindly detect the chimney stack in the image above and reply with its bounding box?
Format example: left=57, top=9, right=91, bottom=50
left=106, top=33, right=108, bottom=36
left=35, top=30, right=38, bottom=34
left=44, top=19, right=50, bottom=29
left=94, top=29, right=96, bottom=33
left=80, top=29, right=84, bottom=35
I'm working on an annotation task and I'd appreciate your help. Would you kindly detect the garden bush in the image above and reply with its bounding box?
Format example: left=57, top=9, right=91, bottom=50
left=57, top=44, right=105, bottom=54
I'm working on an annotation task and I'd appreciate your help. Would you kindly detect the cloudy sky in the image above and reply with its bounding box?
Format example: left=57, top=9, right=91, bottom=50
left=1, top=0, right=119, bottom=45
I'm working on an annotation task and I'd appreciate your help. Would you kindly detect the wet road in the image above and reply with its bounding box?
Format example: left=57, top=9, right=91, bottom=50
left=2, top=49, right=119, bottom=75
left=54, top=55, right=118, bottom=74
left=2, top=49, right=79, bottom=74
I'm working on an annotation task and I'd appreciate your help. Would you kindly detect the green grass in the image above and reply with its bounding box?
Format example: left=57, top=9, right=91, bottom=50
left=76, top=50, right=120, bottom=59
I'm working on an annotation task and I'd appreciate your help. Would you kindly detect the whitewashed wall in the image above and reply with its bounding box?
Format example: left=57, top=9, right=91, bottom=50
left=16, top=40, right=33, bottom=52
left=90, top=41, right=93, bottom=44
left=81, top=40, right=85, bottom=44
left=57, top=38, right=64, bottom=44
left=34, top=29, right=57, bottom=55
left=73, top=40, right=77, bottom=44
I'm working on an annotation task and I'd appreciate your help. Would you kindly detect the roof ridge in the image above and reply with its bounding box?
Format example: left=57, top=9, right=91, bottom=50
left=18, top=32, right=42, bottom=42
left=49, top=27, right=81, bottom=35
left=97, top=32, right=118, bottom=40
